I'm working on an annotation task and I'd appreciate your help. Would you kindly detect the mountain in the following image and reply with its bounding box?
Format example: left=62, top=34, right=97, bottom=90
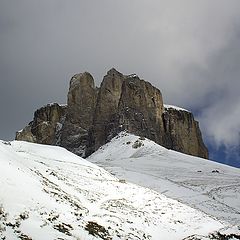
left=88, top=132, right=240, bottom=227
left=0, top=139, right=239, bottom=240
left=16, top=68, right=208, bottom=159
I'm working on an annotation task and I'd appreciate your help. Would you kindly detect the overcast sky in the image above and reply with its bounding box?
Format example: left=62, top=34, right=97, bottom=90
left=1, top=0, right=240, bottom=165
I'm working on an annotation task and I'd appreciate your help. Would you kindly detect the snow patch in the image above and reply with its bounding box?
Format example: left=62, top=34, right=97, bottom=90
left=164, top=104, right=190, bottom=112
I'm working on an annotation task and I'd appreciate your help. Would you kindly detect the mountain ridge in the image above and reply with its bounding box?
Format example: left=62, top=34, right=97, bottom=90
left=16, top=68, right=208, bottom=159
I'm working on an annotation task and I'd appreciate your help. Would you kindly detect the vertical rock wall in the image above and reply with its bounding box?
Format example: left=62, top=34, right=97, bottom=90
left=118, top=75, right=165, bottom=146
left=15, top=68, right=209, bottom=159
left=88, top=68, right=125, bottom=154
left=59, top=72, right=97, bottom=156
left=162, top=108, right=208, bottom=159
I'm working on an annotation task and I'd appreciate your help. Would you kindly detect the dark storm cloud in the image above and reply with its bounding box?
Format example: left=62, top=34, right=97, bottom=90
left=0, top=1, right=240, bottom=157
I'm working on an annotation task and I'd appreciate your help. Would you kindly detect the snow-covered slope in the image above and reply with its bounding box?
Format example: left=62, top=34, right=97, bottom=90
left=0, top=140, right=238, bottom=239
left=88, top=132, right=240, bottom=229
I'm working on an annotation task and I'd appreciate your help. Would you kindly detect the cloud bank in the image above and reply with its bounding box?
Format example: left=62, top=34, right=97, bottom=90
left=0, top=0, right=240, bottom=160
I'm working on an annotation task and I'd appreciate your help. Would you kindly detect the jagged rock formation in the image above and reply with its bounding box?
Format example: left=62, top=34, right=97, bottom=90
left=16, top=103, right=67, bottom=145
left=16, top=68, right=208, bottom=159
left=88, top=69, right=125, bottom=155
left=59, top=73, right=98, bottom=156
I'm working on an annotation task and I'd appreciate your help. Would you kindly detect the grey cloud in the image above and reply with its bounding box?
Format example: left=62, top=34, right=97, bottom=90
left=0, top=0, right=240, bottom=156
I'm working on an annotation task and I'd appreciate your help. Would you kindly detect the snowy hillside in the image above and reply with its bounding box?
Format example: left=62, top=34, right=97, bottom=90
left=88, top=132, right=240, bottom=229
left=0, top=140, right=239, bottom=239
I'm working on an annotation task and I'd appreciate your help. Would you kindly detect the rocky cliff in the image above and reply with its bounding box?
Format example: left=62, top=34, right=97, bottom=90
left=16, top=103, right=67, bottom=145
left=16, top=68, right=208, bottom=159
left=162, top=106, right=208, bottom=158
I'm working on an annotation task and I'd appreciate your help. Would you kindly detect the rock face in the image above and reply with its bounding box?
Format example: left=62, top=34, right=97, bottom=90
left=16, top=68, right=209, bottom=159
left=88, top=69, right=125, bottom=155
left=162, top=107, right=208, bottom=159
left=16, top=103, right=67, bottom=145
left=118, top=75, right=165, bottom=146
left=59, top=73, right=98, bottom=156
